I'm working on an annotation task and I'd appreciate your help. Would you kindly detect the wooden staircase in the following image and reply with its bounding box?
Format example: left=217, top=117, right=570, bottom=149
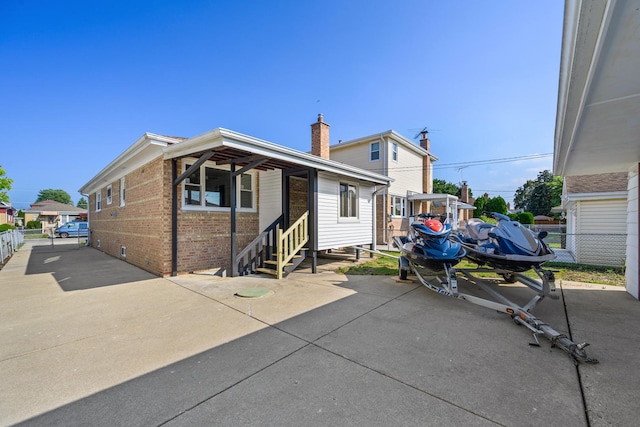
left=235, top=211, right=309, bottom=279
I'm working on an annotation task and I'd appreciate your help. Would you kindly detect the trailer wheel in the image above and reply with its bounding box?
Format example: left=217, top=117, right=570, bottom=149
left=502, top=272, right=517, bottom=283
left=399, top=263, right=408, bottom=280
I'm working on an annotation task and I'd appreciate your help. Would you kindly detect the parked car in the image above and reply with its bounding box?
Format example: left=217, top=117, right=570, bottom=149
left=55, top=221, right=89, bottom=238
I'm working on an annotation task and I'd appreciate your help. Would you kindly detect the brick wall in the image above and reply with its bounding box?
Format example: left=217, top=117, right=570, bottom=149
left=89, top=157, right=261, bottom=276
left=89, top=156, right=167, bottom=276
left=288, top=176, right=308, bottom=225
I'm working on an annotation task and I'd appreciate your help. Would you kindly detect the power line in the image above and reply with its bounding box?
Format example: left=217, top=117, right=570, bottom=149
left=357, top=153, right=553, bottom=173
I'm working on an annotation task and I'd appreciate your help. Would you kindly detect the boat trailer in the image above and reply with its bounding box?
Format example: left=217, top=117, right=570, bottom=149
left=397, top=255, right=599, bottom=364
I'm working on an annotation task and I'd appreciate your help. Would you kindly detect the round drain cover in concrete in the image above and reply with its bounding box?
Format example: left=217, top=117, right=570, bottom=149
left=234, top=287, right=274, bottom=298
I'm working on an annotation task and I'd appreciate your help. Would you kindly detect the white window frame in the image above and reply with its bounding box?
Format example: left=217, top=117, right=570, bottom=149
left=181, top=159, right=256, bottom=212
left=391, top=195, right=406, bottom=218
left=338, top=181, right=359, bottom=222
left=106, top=184, right=112, bottom=205
left=370, top=142, right=380, bottom=161
left=120, top=177, right=125, bottom=207
left=96, top=192, right=102, bottom=212
left=392, top=142, right=398, bottom=162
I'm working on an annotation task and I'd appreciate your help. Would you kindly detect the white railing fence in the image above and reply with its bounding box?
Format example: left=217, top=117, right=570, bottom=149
left=0, top=229, right=24, bottom=264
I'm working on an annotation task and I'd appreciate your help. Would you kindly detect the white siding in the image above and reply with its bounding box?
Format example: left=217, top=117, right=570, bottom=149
left=258, top=169, right=282, bottom=231
left=626, top=167, right=638, bottom=298
left=330, top=144, right=380, bottom=171
left=317, top=171, right=374, bottom=250
left=576, top=199, right=627, bottom=266
left=388, top=142, right=423, bottom=195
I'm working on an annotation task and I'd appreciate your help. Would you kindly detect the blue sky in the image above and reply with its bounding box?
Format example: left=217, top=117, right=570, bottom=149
left=1, top=0, right=563, bottom=209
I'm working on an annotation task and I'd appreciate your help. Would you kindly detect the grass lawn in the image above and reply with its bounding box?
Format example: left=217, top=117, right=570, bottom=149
left=337, top=252, right=626, bottom=287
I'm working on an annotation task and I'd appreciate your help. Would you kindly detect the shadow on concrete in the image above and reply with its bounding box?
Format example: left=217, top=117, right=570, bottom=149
left=25, top=243, right=157, bottom=291
left=18, top=279, right=637, bottom=426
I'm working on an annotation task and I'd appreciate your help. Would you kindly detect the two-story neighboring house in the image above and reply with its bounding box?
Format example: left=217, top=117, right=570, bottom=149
left=329, top=128, right=444, bottom=245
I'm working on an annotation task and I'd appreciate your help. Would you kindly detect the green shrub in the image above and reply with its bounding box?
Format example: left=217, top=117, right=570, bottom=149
left=518, top=212, right=534, bottom=224
left=26, top=220, right=42, bottom=229
left=0, top=223, right=16, bottom=232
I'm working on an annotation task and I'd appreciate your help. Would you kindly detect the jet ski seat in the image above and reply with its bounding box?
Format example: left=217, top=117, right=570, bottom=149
left=466, top=218, right=494, bottom=241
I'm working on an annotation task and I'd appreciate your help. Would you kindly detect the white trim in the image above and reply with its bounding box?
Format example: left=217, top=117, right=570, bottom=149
left=163, top=128, right=391, bottom=185
left=120, top=177, right=126, bottom=207
left=106, top=184, right=113, bottom=205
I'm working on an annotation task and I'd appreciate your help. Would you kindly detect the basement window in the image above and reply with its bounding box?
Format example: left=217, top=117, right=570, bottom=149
left=121, top=246, right=126, bottom=258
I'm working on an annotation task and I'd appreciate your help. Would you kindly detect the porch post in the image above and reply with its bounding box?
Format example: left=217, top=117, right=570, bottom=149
left=307, top=168, right=318, bottom=273
left=230, top=163, right=237, bottom=277
left=171, top=159, right=178, bottom=276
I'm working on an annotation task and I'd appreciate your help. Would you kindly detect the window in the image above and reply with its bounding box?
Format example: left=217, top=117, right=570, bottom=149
left=106, top=184, right=112, bottom=205
left=96, top=192, right=102, bottom=212
left=370, top=142, right=380, bottom=161
left=392, top=142, right=398, bottom=161
left=183, top=162, right=255, bottom=210
left=240, top=173, right=253, bottom=209
left=120, top=177, right=125, bottom=207
left=391, top=196, right=406, bottom=217
left=339, top=182, right=358, bottom=218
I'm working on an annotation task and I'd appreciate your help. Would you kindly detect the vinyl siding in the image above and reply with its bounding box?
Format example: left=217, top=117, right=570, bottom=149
left=258, top=169, right=282, bottom=231
left=388, top=144, right=423, bottom=195
left=576, top=199, right=627, bottom=266
left=317, top=171, right=374, bottom=250
left=626, top=167, right=638, bottom=298
left=330, top=144, right=381, bottom=172
left=330, top=138, right=423, bottom=195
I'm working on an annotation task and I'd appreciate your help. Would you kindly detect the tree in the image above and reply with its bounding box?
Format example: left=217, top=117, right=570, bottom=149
left=432, top=178, right=473, bottom=198
left=473, top=195, right=488, bottom=218
left=513, top=170, right=562, bottom=216
left=485, top=196, right=508, bottom=215
left=433, top=179, right=460, bottom=196
left=77, top=197, right=88, bottom=209
left=36, top=189, right=72, bottom=205
left=0, top=164, right=13, bottom=203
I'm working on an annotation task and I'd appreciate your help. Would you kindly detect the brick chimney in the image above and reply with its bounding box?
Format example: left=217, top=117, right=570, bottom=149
left=311, top=113, right=330, bottom=159
left=460, top=181, right=469, bottom=203
left=420, top=130, right=432, bottom=193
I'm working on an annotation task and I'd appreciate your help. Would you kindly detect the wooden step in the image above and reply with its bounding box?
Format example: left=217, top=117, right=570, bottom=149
left=264, top=260, right=293, bottom=267
left=255, top=267, right=278, bottom=276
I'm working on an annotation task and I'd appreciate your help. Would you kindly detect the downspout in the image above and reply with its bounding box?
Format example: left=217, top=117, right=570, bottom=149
left=380, top=136, right=388, bottom=244
left=372, top=183, right=390, bottom=251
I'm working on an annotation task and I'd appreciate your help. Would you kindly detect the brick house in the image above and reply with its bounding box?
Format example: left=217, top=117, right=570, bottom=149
left=79, top=119, right=390, bottom=277
left=329, top=129, right=474, bottom=245
left=23, top=200, right=87, bottom=231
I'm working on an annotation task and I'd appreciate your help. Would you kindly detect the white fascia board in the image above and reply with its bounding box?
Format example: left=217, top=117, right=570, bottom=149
left=408, top=193, right=459, bottom=202
left=554, top=0, right=614, bottom=175
left=163, top=128, right=392, bottom=185
left=79, top=133, right=181, bottom=195
left=566, top=190, right=627, bottom=202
